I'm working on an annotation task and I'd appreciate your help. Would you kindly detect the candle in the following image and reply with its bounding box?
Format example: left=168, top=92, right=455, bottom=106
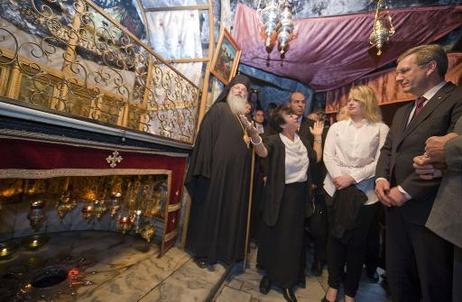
left=31, top=240, right=39, bottom=247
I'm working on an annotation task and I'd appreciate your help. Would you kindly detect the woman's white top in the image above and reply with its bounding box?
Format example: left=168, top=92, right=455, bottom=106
left=280, top=133, right=309, bottom=184
left=323, top=118, right=389, bottom=205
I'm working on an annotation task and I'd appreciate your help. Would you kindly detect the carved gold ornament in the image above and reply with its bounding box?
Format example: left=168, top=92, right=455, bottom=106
left=106, top=150, right=123, bottom=168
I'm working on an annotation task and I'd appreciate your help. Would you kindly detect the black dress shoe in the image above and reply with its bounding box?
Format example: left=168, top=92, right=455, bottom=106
left=259, top=276, right=271, bottom=294
left=282, top=288, right=297, bottom=302
left=193, top=258, right=207, bottom=269
left=366, top=270, right=380, bottom=283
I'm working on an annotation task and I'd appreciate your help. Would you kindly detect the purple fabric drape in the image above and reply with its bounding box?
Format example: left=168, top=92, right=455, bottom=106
left=233, top=4, right=462, bottom=92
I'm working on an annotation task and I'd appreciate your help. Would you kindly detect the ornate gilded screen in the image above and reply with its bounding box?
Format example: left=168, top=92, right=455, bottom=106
left=0, top=0, right=200, bottom=144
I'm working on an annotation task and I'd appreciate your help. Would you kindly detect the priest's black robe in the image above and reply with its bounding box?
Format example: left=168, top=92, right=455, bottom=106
left=185, top=101, right=251, bottom=265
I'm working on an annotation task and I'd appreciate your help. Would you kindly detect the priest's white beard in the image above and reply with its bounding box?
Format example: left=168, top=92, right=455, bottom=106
left=227, top=94, right=247, bottom=114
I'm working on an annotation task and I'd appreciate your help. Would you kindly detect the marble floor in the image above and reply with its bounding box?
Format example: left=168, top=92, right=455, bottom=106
left=0, top=231, right=226, bottom=302
left=0, top=232, right=391, bottom=302
left=213, top=247, right=391, bottom=302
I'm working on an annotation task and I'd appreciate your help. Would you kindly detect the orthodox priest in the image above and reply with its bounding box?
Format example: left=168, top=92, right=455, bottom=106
left=185, top=74, right=252, bottom=269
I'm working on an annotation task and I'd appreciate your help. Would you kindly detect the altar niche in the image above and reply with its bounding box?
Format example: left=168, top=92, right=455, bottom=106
left=0, top=174, right=172, bottom=253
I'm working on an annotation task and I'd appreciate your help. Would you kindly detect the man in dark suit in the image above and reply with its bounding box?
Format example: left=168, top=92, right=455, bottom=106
left=264, top=92, right=314, bottom=137
left=375, top=44, right=462, bottom=302
left=413, top=116, right=462, bottom=302
left=287, top=91, right=315, bottom=143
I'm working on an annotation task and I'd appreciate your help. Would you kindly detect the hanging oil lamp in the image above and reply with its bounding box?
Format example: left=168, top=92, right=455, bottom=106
left=56, top=190, right=77, bottom=221
left=28, top=200, right=46, bottom=232
left=132, top=209, right=143, bottom=233
left=257, top=0, right=296, bottom=55
left=81, top=204, right=94, bottom=221
left=117, top=215, right=133, bottom=234
left=140, top=224, right=156, bottom=243
left=369, top=0, right=395, bottom=55
left=110, top=191, right=122, bottom=217
left=258, top=0, right=280, bottom=49
left=277, top=1, right=295, bottom=55
left=93, top=200, right=108, bottom=219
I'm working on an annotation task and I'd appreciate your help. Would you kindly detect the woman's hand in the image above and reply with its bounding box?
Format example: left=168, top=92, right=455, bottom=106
left=309, top=121, right=324, bottom=137
left=238, top=114, right=259, bottom=137
left=333, top=175, right=355, bottom=190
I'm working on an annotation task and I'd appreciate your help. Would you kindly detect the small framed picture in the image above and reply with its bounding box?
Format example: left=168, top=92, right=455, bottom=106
left=210, top=28, right=242, bottom=84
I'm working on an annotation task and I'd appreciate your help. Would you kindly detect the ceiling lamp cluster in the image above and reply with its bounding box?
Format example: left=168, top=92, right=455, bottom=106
left=257, top=0, right=296, bottom=55
left=369, top=0, right=395, bottom=55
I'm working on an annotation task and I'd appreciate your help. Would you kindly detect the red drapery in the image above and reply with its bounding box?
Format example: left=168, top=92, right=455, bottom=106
left=233, top=4, right=462, bottom=92
left=325, top=53, right=462, bottom=113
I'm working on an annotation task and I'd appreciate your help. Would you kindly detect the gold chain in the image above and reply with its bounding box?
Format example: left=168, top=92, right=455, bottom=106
left=235, top=114, right=251, bottom=148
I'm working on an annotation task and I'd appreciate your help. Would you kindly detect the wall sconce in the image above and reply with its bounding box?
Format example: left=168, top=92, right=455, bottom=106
left=369, top=0, right=395, bottom=55
left=257, top=0, right=296, bottom=55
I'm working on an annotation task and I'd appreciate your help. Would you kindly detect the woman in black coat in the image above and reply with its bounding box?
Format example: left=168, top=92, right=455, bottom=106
left=240, top=105, right=323, bottom=302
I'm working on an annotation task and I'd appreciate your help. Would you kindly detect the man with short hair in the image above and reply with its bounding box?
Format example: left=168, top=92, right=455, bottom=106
left=185, top=74, right=253, bottom=269
left=375, top=44, right=462, bottom=302
left=287, top=92, right=316, bottom=143
left=253, top=109, right=265, bottom=134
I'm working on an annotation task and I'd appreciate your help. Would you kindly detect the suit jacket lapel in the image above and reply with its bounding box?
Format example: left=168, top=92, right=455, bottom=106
left=399, top=83, right=455, bottom=142
left=395, top=103, right=413, bottom=148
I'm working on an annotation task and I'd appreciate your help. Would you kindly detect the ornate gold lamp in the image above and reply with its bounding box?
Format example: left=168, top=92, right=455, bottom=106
left=93, top=200, right=108, bottom=219
left=369, top=0, right=395, bottom=55
left=109, top=191, right=122, bottom=217
left=117, top=215, right=133, bottom=234
left=56, top=190, right=77, bottom=221
left=28, top=200, right=46, bottom=232
left=140, top=224, right=156, bottom=243
left=132, top=209, right=143, bottom=233
left=257, top=0, right=296, bottom=55
left=81, top=204, right=94, bottom=221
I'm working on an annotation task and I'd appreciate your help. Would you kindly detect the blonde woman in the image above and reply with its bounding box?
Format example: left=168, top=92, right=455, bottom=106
left=322, top=86, right=389, bottom=302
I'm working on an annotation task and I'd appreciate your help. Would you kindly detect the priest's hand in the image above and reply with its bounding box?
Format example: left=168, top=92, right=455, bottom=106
left=238, top=114, right=258, bottom=137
